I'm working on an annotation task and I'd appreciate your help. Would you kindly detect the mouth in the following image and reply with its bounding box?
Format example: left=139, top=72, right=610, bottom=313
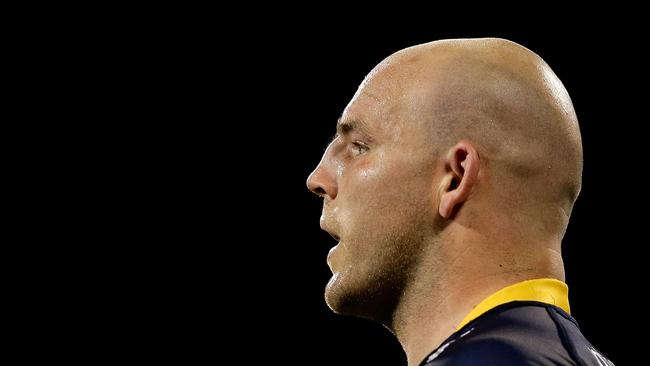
left=320, top=224, right=340, bottom=242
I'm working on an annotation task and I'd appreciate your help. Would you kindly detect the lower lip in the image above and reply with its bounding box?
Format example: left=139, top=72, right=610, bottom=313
left=327, top=244, right=340, bottom=267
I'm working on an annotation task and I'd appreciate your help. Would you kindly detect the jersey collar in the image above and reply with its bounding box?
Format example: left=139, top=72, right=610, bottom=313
left=456, top=278, right=571, bottom=330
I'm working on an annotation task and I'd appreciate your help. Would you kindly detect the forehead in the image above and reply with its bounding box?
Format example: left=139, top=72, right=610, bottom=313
left=340, top=60, right=429, bottom=141
left=341, top=68, right=403, bottom=132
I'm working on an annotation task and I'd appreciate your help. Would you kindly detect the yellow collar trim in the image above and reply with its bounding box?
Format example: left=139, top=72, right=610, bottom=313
left=456, top=278, right=570, bottom=330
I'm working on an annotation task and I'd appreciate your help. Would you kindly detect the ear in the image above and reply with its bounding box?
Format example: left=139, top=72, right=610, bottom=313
left=438, top=141, right=480, bottom=219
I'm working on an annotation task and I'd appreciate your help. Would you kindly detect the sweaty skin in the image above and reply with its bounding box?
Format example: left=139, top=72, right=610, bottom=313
left=307, top=38, right=582, bottom=366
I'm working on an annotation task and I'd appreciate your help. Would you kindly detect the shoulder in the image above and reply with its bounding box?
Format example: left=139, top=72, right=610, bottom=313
left=422, top=302, right=581, bottom=365
left=422, top=337, right=530, bottom=365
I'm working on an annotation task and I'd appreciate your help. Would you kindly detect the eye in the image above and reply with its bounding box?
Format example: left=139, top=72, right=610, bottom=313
left=350, top=141, right=369, bottom=156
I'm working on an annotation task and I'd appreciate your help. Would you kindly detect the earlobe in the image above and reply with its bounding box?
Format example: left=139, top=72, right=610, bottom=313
left=437, top=141, right=480, bottom=219
left=439, top=190, right=457, bottom=219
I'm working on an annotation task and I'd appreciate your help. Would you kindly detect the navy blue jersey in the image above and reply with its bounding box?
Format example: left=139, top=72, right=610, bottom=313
left=421, top=301, right=614, bottom=365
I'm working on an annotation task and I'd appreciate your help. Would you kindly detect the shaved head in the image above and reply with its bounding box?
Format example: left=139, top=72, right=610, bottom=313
left=307, top=38, right=583, bottom=357
left=348, top=38, right=582, bottom=237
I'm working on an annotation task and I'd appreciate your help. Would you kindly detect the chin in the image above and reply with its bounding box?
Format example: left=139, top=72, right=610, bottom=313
left=324, top=267, right=406, bottom=326
left=324, top=272, right=360, bottom=315
left=324, top=271, right=382, bottom=320
left=324, top=273, right=345, bottom=313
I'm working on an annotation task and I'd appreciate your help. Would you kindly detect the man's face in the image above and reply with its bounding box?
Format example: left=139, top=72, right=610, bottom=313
left=307, top=70, right=439, bottom=318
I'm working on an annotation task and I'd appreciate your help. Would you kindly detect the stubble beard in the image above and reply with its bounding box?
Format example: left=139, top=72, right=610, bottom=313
left=324, top=221, right=429, bottom=327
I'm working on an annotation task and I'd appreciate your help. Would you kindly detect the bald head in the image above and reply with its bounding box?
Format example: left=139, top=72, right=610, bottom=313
left=307, top=38, right=583, bottom=356
left=303, top=37, right=598, bottom=366
left=344, top=38, right=582, bottom=238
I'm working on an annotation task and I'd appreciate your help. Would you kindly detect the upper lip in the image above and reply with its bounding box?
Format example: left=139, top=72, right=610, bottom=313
left=320, top=224, right=340, bottom=241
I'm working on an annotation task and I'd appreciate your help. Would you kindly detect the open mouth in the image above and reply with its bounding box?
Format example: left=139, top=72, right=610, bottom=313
left=323, top=227, right=340, bottom=241
left=320, top=223, right=340, bottom=242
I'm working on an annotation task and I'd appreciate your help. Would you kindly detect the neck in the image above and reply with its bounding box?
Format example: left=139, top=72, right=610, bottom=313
left=388, top=231, right=565, bottom=366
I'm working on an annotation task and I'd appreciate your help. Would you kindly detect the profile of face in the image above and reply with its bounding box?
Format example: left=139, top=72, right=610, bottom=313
left=306, top=62, right=443, bottom=319
left=306, top=39, right=582, bottom=323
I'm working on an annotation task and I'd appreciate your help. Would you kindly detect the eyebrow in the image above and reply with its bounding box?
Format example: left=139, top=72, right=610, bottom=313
left=336, top=117, right=372, bottom=137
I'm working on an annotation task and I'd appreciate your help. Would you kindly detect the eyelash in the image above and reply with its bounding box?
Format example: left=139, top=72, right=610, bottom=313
left=350, top=141, right=369, bottom=156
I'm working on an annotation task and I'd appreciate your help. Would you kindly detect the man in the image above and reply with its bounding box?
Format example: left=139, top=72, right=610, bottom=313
left=306, top=38, right=614, bottom=365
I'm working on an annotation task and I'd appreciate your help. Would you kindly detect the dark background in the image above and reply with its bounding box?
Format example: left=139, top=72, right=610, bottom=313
left=113, top=19, right=642, bottom=365
left=31, top=9, right=645, bottom=364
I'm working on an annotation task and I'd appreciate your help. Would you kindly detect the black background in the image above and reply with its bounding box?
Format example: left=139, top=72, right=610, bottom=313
left=30, top=8, right=648, bottom=364
left=126, top=19, right=641, bottom=365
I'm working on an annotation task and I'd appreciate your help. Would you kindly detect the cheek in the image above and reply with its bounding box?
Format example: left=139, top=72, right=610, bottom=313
left=353, top=156, right=415, bottom=199
left=354, top=156, right=376, bottom=179
left=353, top=152, right=397, bottom=185
left=344, top=157, right=431, bottom=229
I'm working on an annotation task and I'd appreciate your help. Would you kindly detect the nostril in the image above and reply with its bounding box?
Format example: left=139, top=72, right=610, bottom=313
left=306, top=169, right=336, bottom=199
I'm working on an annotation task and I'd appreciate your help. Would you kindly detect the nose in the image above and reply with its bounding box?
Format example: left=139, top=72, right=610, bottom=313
left=306, top=149, right=338, bottom=200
